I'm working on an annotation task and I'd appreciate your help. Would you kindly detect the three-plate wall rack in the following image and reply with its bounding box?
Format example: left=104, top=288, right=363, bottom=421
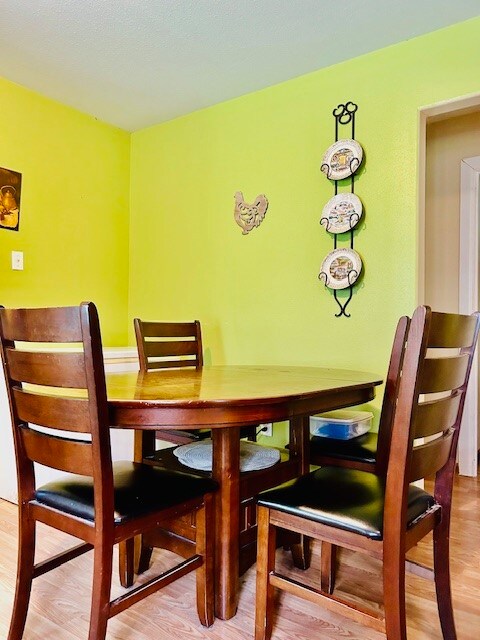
left=318, top=101, right=364, bottom=317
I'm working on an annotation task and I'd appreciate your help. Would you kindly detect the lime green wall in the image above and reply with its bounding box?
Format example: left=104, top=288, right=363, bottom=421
left=129, top=17, right=480, bottom=405
left=2, top=18, right=479, bottom=383
left=0, top=77, right=130, bottom=344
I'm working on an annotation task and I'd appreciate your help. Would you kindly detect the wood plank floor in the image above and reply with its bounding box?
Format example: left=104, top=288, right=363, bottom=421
left=0, top=471, right=479, bottom=639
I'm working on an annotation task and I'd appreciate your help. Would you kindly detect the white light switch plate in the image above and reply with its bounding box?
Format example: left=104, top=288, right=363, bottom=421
left=11, top=251, right=24, bottom=270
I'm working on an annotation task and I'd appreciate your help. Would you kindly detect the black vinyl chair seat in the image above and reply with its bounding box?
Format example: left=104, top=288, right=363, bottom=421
left=36, top=461, right=218, bottom=524
left=257, top=466, right=435, bottom=540
left=310, top=432, right=378, bottom=465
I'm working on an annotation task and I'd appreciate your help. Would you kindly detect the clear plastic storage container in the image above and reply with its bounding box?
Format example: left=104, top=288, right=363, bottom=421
left=309, top=409, right=373, bottom=440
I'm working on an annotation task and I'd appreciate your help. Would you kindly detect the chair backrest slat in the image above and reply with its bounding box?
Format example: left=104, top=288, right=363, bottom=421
left=145, top=358, right=200, bottom=370
left=418, top=355, right=469, bottom=394
left=428, top=311, right=480, bottom=348
left=6, top=349, right=87, bottom=388
left=414, top=393, right=461, bottom=439
left=0, top=306, right=83, bottom=342
left=144, top=340, right=199, bottom=360
left=134, top=318, right=203, bottom=372
left=140, top=321, right=200, bottom=338
left=409, top=429, right=455, bottom=483
left=22, top=427, right=93, bottom=475
left=13, top=388, right=91, bottom=433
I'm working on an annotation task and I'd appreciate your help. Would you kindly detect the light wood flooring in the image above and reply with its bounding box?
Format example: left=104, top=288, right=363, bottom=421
left=0, top=472, right=479, bottom=639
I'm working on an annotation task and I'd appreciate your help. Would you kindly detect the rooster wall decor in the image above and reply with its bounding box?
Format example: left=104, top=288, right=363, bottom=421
left=234, top=191, right=269, bottom=235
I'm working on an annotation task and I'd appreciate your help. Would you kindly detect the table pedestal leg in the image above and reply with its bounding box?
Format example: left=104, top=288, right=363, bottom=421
left=212, top=427, right=240, bottom=620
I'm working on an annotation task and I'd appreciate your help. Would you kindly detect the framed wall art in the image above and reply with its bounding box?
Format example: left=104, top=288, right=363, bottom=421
left=0, top=166, right=22, bottom=232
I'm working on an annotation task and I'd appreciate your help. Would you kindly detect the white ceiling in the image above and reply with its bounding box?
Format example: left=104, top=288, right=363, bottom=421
left=1, top=1, right=479, bottom=132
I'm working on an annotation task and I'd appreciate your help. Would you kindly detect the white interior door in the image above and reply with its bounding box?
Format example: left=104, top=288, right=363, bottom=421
left=458, top=156, right=480, bottom=477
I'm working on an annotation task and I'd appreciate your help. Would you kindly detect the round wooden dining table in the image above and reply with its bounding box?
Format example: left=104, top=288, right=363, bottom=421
left=106, top=365, right=382, bottom=620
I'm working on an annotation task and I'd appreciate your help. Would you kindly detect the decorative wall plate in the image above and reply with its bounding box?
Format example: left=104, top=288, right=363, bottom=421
left=319, top=248, right=362, bottom=290
left=321, top=193, right=363, bottom=234
left=321, top=139, right=363, bottom=180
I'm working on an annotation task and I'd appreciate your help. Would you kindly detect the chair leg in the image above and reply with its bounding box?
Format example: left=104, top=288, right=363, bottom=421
left=433, top=518, right=457, bottom=639
left=255, top=506, right=277, bottom=640
left=118, top=538, right=135, bottom=588
left=137, top=536, right=154, bottom=575
left=383, top=539, right=407, bottom=640
left=195, top=496, right=215, bottom=627
left=320, top=542, right=337, bottom=594
left=88, top=541, right=113, bottom=640
left=290, top=535, right=311, bottom=570
left=8, top=515, right=36, bottom=640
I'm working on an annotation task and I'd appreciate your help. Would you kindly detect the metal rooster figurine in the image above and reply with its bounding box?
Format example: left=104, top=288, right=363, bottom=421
left=234, top=191, right=269, bottom=235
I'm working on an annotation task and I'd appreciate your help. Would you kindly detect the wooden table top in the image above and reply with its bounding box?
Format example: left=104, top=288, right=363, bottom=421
left=106, top=365, right=381, bottom=403
left=106, top=365, right=382, bottom=428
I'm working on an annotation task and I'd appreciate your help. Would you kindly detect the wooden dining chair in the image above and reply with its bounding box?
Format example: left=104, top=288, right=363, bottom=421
left=311, top=315, right=410, bottom=592
left=119, top=317, right=257, bottom=588
left=0, top=303, right=217, bottom=640
left=133, top=319, right=209, bottom=450
left=255, top=306, right=480, bottom=640
left=133, top=318, right=257, bottom=456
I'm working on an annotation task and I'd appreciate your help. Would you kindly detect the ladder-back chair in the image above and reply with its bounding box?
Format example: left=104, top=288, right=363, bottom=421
left=255, top=306, right=480, bottom=640
left=121, top=318, right=256, bottom=587
left=134, top=319, right=208, bottom=451
left=0, top=303, right=217, bottom=640
left=133, top=318, right=257, bottom=457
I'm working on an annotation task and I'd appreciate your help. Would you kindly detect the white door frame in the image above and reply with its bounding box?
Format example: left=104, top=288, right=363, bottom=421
left=458, top=156, right=480, bottom=476
left=417, top=92, right=480, bottom=477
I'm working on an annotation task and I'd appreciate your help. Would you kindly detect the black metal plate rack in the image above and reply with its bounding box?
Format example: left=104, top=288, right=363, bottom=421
left=318, top=101, right=363, bottom=317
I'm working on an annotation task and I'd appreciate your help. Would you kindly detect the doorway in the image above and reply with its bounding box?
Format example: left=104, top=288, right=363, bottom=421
left=418, top=95, right=480, bottom=476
